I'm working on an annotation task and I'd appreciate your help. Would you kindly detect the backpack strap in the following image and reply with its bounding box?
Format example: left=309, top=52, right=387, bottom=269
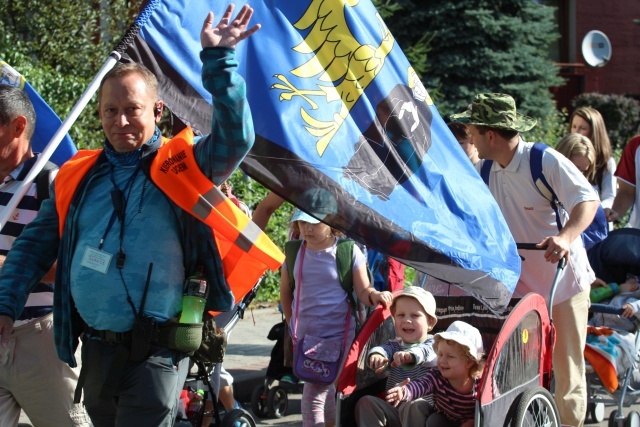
left=336, top=239, right=364, bottom=331
left=530, top=143, right=564, bottom=231
left=480, top=159, right=492, bottom=185
left=285, top=240, right=304, bottom=291
left=336, top=240, right=354, bottom=294
left=480, top=144, right=563, bottom=232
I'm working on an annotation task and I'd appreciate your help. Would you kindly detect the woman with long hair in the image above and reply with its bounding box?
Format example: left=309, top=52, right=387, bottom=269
left=569, top=106, right=617, bottom=212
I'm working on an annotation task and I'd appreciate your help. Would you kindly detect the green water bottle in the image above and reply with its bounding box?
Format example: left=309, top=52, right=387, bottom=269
left=179, top=276, right=209, bottom=323
left=590, top=282, right=619, bottom=303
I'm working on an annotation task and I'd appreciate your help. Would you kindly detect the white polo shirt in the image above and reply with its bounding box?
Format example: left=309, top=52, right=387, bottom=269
left=476, top=140, right=598, bottom=305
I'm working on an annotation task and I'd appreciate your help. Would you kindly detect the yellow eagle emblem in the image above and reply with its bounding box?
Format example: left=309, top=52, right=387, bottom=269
left=271, top=0, right=395, bottom=156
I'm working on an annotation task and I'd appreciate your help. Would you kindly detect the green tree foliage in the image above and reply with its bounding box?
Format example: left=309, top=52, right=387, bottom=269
left=572, top=93, right=640, bottom=151
left=1, top=0, right=142, bottom=149
left=522, top=108, right=568, bottom=147
left=386, top=0, right=563, bottom=131
left=375, top=0, right=431, bottom=81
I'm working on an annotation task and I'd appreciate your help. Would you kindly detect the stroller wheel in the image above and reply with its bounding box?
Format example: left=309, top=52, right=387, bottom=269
left=250, top=385, right=269, bottom=418
left=267, top=386, right=288, bottom=418
left=512, top=386, right=560, bottom=427
left=220, top=408, right=256, bottom=427
left=625, top=411, right=640, bottom=427
left=588, top=401, right=605, bottom=423
left=609, top=410, right=621, bottom=427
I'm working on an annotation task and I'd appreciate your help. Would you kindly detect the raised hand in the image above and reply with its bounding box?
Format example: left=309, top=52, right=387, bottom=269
left=201, top=4, right=261, bottom=49
left=390, top=350, right=414, bottom=368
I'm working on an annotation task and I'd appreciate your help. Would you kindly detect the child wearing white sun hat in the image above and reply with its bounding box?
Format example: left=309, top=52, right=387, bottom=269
left=388, top=320, right=485, bottom=427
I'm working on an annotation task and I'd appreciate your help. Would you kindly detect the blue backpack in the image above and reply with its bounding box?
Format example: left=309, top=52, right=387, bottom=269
left=480, top=142, right=607, bottom=251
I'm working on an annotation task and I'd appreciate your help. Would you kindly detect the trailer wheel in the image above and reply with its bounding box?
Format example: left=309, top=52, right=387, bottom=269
left=511, top=387, right=560, bottom=427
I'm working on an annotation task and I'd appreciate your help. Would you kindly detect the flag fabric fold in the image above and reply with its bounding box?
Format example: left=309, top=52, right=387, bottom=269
left=121, top=0, right=521, bottom=312
left=0, top=61, right=76, bottom=166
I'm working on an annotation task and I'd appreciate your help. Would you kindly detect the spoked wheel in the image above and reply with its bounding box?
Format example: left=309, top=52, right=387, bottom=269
left=512, top=387, right=560, bottom=427
left=220, top=408, right=256, bottom=427
left=250, top=385, right=269, bottom=418
left=587, top=401, right=605, bottom=423
left=267, top=386, right=288, bottom=418
left=626, top=411, right=640, bottom=427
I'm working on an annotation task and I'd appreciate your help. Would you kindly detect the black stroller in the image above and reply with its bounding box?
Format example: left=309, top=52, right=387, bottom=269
left=250, top=307, right=303, bottom=419
left=175, top=284, right=260, bottom=427
left=585, top=228, right=640, bottom=425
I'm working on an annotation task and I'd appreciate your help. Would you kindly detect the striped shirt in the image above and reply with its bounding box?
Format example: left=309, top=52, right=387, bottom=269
left=0, top=155, right=56, bottom=325
left=404, top=367, right=477, bottom=424
left=368, top=337, right=436, bottom=390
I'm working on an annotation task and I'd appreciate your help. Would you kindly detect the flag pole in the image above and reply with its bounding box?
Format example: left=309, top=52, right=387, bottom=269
left=0, top=52, right=122, bottom=231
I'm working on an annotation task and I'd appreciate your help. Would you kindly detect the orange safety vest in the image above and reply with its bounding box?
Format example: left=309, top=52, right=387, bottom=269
left=55, top=127, right=284, bottom=304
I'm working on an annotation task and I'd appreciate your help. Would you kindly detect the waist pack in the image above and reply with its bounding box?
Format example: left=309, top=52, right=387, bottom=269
left=293, top=334, right=343, bottom=385
left=156, top=319, right=204, bottom=355
left=157, top=314, right=227, bottom=363
left=192, top=314, right=227, bottom=365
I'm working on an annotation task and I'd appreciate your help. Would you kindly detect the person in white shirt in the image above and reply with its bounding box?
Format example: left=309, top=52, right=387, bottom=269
left=450, top=93, right=599, bottom=427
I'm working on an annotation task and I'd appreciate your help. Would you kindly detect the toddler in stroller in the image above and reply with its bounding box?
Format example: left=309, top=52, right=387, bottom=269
left=354, top=286, right=438, bottom=426
left=589, top=275, right=640, bottom=332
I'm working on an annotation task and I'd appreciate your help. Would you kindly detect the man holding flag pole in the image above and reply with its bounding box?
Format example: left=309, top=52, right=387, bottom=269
left=0, top=4, right=270, bottom=426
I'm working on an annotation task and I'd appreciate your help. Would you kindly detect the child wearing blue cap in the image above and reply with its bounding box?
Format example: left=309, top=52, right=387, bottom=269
left=281, top=207, right=393, bottom=427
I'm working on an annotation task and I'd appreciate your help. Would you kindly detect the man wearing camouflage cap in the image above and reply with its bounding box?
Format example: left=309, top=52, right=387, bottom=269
left=451, top=93, right=599, bottom=427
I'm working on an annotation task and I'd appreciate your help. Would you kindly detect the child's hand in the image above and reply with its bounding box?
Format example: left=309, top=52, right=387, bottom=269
left=385, top=378, right=409, bottom=407
left=390, top=351, right=415, bottom=368
left=372, top=291, right=393, bottom=308
left=591, top=278, right=607, bottom=289
left=369, top=354, right=389, bottom=373
left=622, top=303, right=638, bottom=318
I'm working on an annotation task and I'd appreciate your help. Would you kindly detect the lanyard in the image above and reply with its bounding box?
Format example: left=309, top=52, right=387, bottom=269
left=98, top=165, right=141, bottom=269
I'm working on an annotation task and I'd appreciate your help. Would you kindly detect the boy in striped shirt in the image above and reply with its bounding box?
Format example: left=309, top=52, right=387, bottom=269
left=388, top=320, right=485, bottom=427
left=355, top=286, right=438, bottom=426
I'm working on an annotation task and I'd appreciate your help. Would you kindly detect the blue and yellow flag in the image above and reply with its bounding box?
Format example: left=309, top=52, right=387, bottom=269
left=0, top=61, right=76, bottom=166
left=122, top=0, right=520, bottom=312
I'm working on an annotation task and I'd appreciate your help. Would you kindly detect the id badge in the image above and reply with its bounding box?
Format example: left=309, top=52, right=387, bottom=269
left=80, top=247, right=113, bottom=274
